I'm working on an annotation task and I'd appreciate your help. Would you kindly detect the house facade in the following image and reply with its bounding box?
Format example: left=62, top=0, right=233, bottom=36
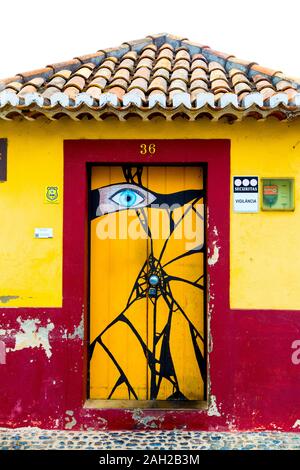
left=0, top=33, right=300, bottom=431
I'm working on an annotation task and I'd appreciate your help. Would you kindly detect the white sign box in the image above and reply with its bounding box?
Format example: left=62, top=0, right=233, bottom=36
left=34, top=228, right=53, bottom=238
left=233, top=177, right=259, bottom=213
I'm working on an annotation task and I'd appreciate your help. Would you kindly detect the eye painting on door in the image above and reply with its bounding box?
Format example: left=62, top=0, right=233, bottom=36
left=89, top=165, right=206, bottom=402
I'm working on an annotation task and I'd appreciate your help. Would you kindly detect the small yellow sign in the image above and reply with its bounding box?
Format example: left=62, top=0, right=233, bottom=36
left=45, top=186, right=60, bottom=204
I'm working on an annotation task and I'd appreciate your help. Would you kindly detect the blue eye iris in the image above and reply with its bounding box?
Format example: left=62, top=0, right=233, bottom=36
left=119, top=190, right=137, bottom=207
left=110, top=189, right=144, bottom=208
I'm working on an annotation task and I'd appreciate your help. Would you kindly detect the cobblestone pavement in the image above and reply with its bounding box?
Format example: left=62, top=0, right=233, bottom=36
left=0, top=428, right=300, bottom=450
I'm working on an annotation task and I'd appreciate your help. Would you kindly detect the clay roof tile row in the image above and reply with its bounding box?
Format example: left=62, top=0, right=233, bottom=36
left=1, top=33, right=300, bottom=121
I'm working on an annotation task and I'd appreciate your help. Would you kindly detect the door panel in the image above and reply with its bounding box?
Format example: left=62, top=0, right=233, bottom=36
left=90, top=167, right=148, bottom=399
left=89, top=165, right=206, bottom=401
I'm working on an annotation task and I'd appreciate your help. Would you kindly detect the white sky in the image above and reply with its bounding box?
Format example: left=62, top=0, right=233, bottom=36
left=1, top=0, right=300, bottom=80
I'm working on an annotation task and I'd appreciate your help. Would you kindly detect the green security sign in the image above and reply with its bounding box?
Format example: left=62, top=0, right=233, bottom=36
left=261, top=178, right=294, bottom=211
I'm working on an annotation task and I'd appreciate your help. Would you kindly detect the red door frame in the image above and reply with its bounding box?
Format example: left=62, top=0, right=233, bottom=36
left=64, top=139, right=230, bottom=420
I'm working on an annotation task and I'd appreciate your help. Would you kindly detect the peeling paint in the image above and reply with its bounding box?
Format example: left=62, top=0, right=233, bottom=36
left=65, top=410, right=77, bottom=430
left=208, top=303, right=214, bottom=354
left=208, top=242, right=220, bottom=266
left=132, top=409, right=164, bottom=429
left=292, top=419, right=300, bottom=429
left=208, top=225, right=220, bottom=266
left=0, top=295, right=19, bottom=304
left=97, top=417, right=108, bottom=429
left=213, top=226, right=219, bottom=237
left=207, top=395, right=221, bottom=417
left=11, top=317, right=54, bottom=359
left=0, top=340, right=6, bottom=364
left=62, top=313, right=84, bottom=340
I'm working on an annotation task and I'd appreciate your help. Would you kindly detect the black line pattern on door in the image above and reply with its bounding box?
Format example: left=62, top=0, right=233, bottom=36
left=90, top=166, right=206, bottom=400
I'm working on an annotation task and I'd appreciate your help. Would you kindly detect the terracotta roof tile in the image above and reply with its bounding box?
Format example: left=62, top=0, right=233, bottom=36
left=191, top=59, right=208, bottom=72
left=18, top=84, right=37, bottom=96
left=256, top=79, right=273, bottom=92
left=211, top=80, right=231, bottom=92
left=117, top=58, right=135, bottom=72
left=251, top=64, right=282, bottom=77
left=133, top=67, right=151, bottom=81
left=136, top=58, right=153, bottom=70
left=152, top=68, right=170, bottom=80
left=100, top=59, right=117, bottom=72
left=208, top=61, right=225, bottom=72
left=173, top=59, right=190, bottom=71
left=1, top=33, right=300, bottom=120
left=207, top=49, right=235, bottom=61
left=113, top=69, right=131, bottom=83
left=124, top=88, right=146, bottom=106
left=42, top=86, right=61, bottom=100
left=148, top=76, right=168, bottom=93
left=73, top=51, right=105, bottom=65
left=17, top=66, right=53, bottom=80
left=5, top=81, right=23, bottom=92
left=169, top=79, right=187, bottom=92
left=47, top=76, right=67, bottom=89
left=234, top=82, right=252, bottom=95
left=210, top=69, right=227, bottom=82
left=88, top=77, right=107, bottom=89
left=276, top=80, right=295, bottom=92
left=148, top=89, right=166, bottom=107
left=64, top=76, right=85, bottom=91
left=181, top=38, right=209, bottom=48
left=46, top=59, right=82, bottom=74
left=213, top=91, right=226, bottom=102
left=128, top=78, right=148, bottom=92
left=238, top=91, right=251, bottom=103
left=175, top=49, right=190, bottom=61
left=140, top=48, right=156, bottom=60
left=228, top=57, right=257, bottom=69
left=52, top=69, right=72, bottom=80
left=107, top=78, right=128, bottom=91
left=64, top=86, right=80, bottom=101
left=85, top=86, right=102, bottom=100
left=171, top=69, right=189, bottom=82
left=157, top=48, right=173, bottom=60
left=153, top=58, right=172, bottom=72
left=159, top=43, right=174, bottom=51
left=231, top=73, right=250, bottom=86
left=252, top=74, right=269, bottom=84
left=107, top=86, right=125, bottom=100
left=191, top=68, right=208, bottom=82
left=93, top=67, right=112, bottom=80
left=284, top=88, right=299, bottom=102
left=229, top=68, right=243, bottom=78
left=74, top=66, right=95, bottom=79
left=260, top=87, right=276, bottom=99
left=190, top=79, right=208, bottom=92
left=26, top=77, right=45, bottom=87
left=0, top=76, right=23, bottom=86
left=122, top=51, right=138, bottom=61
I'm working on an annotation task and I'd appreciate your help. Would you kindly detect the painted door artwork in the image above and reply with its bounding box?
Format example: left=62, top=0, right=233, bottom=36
left=89, top=165, right=206, bottom=401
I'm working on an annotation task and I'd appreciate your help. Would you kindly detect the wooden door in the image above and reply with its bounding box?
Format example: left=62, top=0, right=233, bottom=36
left=89, top=165, right=206, bottom=401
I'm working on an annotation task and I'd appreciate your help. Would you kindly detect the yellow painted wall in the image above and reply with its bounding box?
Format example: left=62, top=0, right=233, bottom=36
left=0, top=117, right=300, bottom=309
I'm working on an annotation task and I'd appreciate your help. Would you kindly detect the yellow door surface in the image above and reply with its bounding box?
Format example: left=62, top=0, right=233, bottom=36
left=89, top=165, right=206, bottom=401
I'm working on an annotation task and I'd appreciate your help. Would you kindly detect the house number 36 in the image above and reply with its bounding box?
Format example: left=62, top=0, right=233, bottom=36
left=140, top=143, right=156, bottom=155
